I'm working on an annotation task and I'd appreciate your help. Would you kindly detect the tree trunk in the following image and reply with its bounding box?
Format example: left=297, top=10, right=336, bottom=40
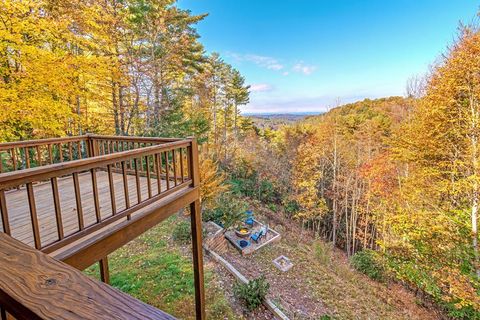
left=332, top=125, right=338, bottom=246
left=112, top=81, right=120, bottom=135
left=469, top=90, right=480, bottom=277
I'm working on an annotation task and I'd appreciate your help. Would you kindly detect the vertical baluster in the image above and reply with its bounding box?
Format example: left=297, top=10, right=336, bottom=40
left=95, top=139, right=101, bottom=156
left=180, top=148, right=185, bottom=183
left=68, top=142, right=73, bottom=161
left=36, top=146, right=41, bottom=167
left=155, top=153, right=162, bottom=194
left=91, top=168, right=101, bottom=223
left=26, top=182, right=41, bottom=249
left=24, top=147, right=30, bottom=168
left=48, top=144, right=53, bottom=164
left=51, top=177, right=64, bottom=240
left=129, top=142, right=134, bottom=169
left=122, top=161, right=130, bottom=209
left=0, top=190, right=10, bottom=235
left=85, top=139, right=91, bottom=158
left=59, top=143, right=63, bottom=162
left=116, top=141, right=121, bottom=168
left=72, top=173, right=84, bottom=230
left=11, top=148, right=16, bottom=171
left=165, top=151, right=170, bottom=190
left=186, top=146, right=192, bottom=180
left=146, top=156, right=152, bottom=198
left=107, top=164, right=116, bottom=215
left=134, top=158, right=142, bottom=204
left=0, top=151, right=3, bottom=173
left=77, top=141, right=82, bottom=159
left=172, top=149, right=178, bottom=186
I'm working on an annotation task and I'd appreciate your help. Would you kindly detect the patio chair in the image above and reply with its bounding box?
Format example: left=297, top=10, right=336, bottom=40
left=251, top=226, right=267, bottom=243
left=245, top=210, right=254, bottom=226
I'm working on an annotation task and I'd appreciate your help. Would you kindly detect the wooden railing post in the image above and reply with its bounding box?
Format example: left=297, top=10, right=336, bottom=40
left=187, top=138, right=206, bottom=320
left=86, top=134, right=97, bottom=158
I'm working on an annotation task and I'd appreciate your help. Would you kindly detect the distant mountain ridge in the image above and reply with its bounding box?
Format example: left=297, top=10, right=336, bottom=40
left=245, top=112, right=322, bottom=130
left=243, top=111, right=323, bottom=117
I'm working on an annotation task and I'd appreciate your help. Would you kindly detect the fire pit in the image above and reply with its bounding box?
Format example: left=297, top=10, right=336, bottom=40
left=235, top=227, right=252, bottom=238
left=273, top=255, right=293, bottom=272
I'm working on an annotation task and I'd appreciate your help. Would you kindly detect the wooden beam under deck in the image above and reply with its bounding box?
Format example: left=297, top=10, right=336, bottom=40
left=52, top=186, right=199, bottom=270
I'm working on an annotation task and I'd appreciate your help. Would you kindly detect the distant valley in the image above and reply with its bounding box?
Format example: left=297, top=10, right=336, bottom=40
left=245, top=112, right=323, bottom=130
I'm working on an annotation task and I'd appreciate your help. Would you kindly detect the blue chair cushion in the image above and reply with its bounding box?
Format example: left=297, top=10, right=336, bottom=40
left=250, top=229, right=264, bottom=242
left=245, top=217, right=254, bottom=226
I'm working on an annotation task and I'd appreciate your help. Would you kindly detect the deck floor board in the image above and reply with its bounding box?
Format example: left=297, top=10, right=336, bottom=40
left=1, top=171, right=169, bottom=248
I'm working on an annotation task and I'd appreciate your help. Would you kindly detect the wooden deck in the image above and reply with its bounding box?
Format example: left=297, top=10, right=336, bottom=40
left=0, top=135, right=206, bottom=319
left=2, top=172, right=176, bottom=249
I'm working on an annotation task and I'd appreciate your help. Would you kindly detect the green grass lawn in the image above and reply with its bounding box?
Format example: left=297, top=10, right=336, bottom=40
left=84, top=215, right=239, bottom=319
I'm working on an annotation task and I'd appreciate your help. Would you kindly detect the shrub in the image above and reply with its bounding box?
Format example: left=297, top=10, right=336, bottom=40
left=233, top=275, right=270, bottom=311
left=385, top=256, right=480, bottom=319
left=351, top=249, right=384, bottom=281
left=172, top=221, right=191, bottom=243
left=202, top=193, right=248, bottom=230
left=267, top=203, right=277, bottom=212
left=283, top=199, right=300, bottom=218
left=202, top=207, right=223, bottom=225
left=314, top=241, right=333, bottom=265
left=258, top=180, right=277, bottom=203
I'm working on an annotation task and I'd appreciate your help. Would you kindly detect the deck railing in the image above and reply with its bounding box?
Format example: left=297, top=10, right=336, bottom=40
left=0, top=135, right=192, bottom=251
left=0, top=134, right=206, bottom=319
left=0, top=135, right=90, bottom=173
left=0, top=134, right=183, bottom=174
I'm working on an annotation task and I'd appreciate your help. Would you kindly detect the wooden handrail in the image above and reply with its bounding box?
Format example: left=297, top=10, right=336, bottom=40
left=0, top=134, right=185, bottom=174
left=0, top=232, right=176, bottom=320
left=0, top=140, right=191, bottom=189
left=89, top=134, right=183, bottom=143
left=0, top=135, right=88, bottom=150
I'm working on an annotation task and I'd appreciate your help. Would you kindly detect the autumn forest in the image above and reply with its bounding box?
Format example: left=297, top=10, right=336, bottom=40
left=2, top=1, right=480, bottom=319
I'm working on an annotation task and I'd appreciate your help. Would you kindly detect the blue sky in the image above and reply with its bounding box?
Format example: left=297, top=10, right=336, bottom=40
left=178, top=0, right=480, bottom=114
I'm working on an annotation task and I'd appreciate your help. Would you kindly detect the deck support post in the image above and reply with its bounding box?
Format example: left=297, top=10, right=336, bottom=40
left=99, top=256, right=110, bottom=284
left=190, top=200, right=205, bottom=320
left=188, top=138, right=206, bottom=320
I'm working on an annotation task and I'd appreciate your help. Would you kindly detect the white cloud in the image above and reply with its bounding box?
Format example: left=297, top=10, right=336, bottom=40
left=250, top=83, right=272, bottom=92
left=227, top=52, right=317, bottom=75
left=228, top=52, right=284, bottom=71
left=240, top=93, right=387, bottom=114
left=292, top=62, right=317, bottom=75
